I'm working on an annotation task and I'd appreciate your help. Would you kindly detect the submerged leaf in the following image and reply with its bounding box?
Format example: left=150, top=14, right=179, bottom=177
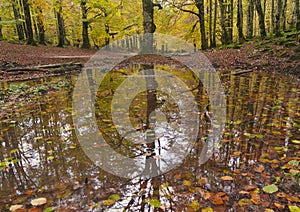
left=189, top=200, right=200, bottom=211
left=220, top=175, right=234, bottom=181
left=263, top=184, right=278, bottom=194
left=149, top=199, right=161, bottom=208
left=201, top=207, right=213, bottom=212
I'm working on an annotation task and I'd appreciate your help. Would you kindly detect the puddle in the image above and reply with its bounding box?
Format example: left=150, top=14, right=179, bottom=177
left=0, top=67, right=299, bottom=211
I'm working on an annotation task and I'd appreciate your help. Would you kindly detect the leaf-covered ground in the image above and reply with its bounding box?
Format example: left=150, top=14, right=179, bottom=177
left=0, top=34, right=299, bottom=82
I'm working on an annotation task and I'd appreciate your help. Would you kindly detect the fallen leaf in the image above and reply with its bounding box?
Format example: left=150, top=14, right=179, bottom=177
left=220, top=175, right=234, bottom=181
left=253, top=165, right=265, bottom=173
left=198, top=177, right=207, bottom=185
left=28, top=208, right=40, bottom=212
left=262, top=184, right=278, bottom=194
left=274, top=202, right=285, bottom=209
left=244, top=185, right=257, bottom=191
left=9, top=205, right=23, bottom=212
left=25, top=190, right=35, bottom=195
left=250, top=193, right=261, bottom=204
left=288, top=205, right=300, bottom=212
left=201, top=207, right=213, bottom=212
left=239, top=191, right=250, bottom=195
left=189, top=200, right=200, bottom=211
left=30, top=198, right=47, bottom=206
left=149, top=199, right=161, bottom=208
left=276, top=192, right=287, bottom=198
left=238, top=198, right=251, bottom=206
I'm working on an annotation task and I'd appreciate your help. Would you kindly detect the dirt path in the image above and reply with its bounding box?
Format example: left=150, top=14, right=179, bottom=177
left=0, top=39, right=299, bottom=81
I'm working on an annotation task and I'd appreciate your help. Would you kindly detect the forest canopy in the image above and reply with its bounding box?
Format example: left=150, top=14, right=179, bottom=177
left=0, top=0, right=299, bottom=49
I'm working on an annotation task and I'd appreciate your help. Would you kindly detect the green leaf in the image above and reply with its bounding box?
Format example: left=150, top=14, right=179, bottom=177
left=288, top=160, right=299, bottom=167
left=288, top=205, right=300, bottom=212
left=108, top=194, right=120, bottom=201
left=10, top=149, right=19, bottom=154
left=47, top=156, right=54, bottom=160
left=292, top=140, right=300, bottom=144
left=43, top=207, right=55, bottom=212
left=149, top=199, right=161, bottom=208
left=263, top=184, right=278, bottom=194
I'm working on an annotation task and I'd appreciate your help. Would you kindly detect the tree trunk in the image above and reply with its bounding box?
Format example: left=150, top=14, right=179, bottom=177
left=22, top=0, right=35, bottom=45
left=212, top=0, right=217, bottom=47
left=295, top=0, right=300, bottom=30
left=229, top=0, right=234, bottom=42
left=209, top=0, right=213, bottom=47
left=219, top=0, right=230, bottom=44
left=281, top=0, right=287, bottom=30
left=142, top=0, right=156, bottom=33
left=274, top=0, right=282, bottom=36
left=81, top=0, right=90, bottom=48
left=12, top=0, right=25, bottom=41
left=246, top=0, right=254, bottom=38
left=195, top=0, right=208, bottom=50
left=237, top=0, right=245, bottom=42
left=55, top=0, right=65, bottom=47
left=36, top=6, right=46, bottom=45
left=254, top=0, right=267, bottom=37
left=0, top=17, right=3, bottom=40
left=271, top=0, right=275, bottom=33
left=142, top=0, right=156, bottom=53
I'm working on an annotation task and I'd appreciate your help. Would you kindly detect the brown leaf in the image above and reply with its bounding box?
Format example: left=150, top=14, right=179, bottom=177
left=209, top=194, right=224, bottom=205
left=250, top=193, right=261, bottom=204
left=253, top=165, right=264, bottom=173
left=276, top=192, right=287, bottom=198
left=243, top=185, right=257, bottom=191
left=274, top=202, right=285, bottom=209
left=198, top=177, right=207, bottom=185
left=28, top=208, right=41, bottom=212
left=25, top=190, right=35, bottom=195
left=239, top=191, right=250, bottom=195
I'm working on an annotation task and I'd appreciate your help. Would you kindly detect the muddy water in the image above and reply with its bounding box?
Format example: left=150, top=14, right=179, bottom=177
left=0, top=70, right=299, bottom=211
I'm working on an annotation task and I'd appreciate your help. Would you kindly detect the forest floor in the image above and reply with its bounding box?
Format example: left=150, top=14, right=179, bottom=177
left=0, top=34, right=299, bottom=81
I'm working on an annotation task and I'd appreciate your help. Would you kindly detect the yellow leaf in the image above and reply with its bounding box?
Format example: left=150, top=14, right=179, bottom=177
left=220, top=175, right=234, bottom=181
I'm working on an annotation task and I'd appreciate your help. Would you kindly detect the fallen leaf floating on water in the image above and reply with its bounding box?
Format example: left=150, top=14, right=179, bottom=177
left=288, top=205, right=300, bottom=212
left=30, top=197, right=47, bottom=206
left=220, top=175, right=234, bottom=181
left=9, top=205, right=23, bottom=212
left=274, top=202, right=285, bottom=209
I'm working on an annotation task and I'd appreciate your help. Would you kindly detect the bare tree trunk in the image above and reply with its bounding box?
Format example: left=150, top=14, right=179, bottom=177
left=254, top=0, right=267, bottom=37
left=195, top=0, right=208, bottom=49
left=295, top=0, right=300, bottom=30
left=212, top=0, right=217, bottom=47
left=219, top=0, right=230, bottom=44
left=55, top=0, right=65, bottom=47
left=12, top=0, right=25, bottom=41
left=36, top=6, right=46, bottom=45
left=81, top=0, right=90, bottom=49
left=274, top=0, right=282, bottom=36
left=22, top=0, right=35, bottom=45
left=271, top=0, right=275, bottom=33
left=0, top=17, right=3, bottom=40
left=281, top=0, right=287, bottom=30
left=237, top=0, right=245, bottom=42
left=142, top=0, right=156, bottom=33
left=246, top=0, right=254, bottom=38
left=209, top=0, right=213, bottom=47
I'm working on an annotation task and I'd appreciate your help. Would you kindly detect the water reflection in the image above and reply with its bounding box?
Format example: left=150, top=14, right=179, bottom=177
left=0, top=71, right=299, bottom=211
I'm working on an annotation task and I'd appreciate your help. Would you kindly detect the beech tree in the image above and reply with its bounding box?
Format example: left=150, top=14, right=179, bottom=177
left=22, top=0, right=35, bottom=45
